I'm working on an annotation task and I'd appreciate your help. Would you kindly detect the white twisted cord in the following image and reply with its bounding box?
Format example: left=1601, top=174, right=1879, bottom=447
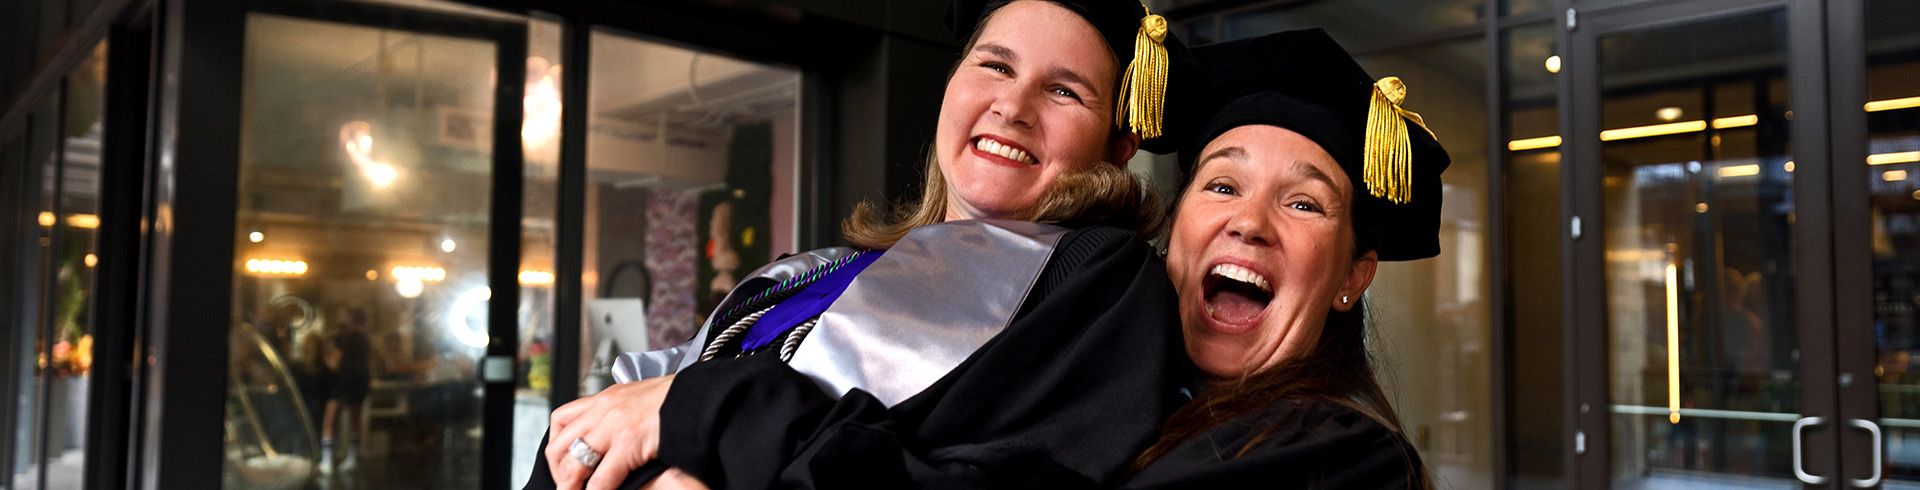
left=699, top=306, right=774, bottom=362
left=777, top=317, right=822, bottom=363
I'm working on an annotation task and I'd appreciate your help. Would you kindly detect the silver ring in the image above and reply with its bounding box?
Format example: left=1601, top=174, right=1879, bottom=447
left=568, top=437, right=603, bottom=468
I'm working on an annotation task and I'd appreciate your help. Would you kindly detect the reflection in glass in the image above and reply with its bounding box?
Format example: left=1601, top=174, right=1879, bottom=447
left=1222, top=0, right=1485, bottom=44
left=1600, top=10, right=1798, bottom=487
left=228, top=13, right=496, bottom=489
left=1356, top=40, right=1493, bottom=490
left=1503, top=23, right=1564, bottom=490
left=1864, top=0, right=1920, bottom=485
left=513, top=16, right=564, bottom=488
left=9, top=97, right=61, bottom=490
left=577, top=29, right=802, bottom=395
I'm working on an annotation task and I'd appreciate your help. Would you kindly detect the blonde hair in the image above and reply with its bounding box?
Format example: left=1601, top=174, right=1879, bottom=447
left=842, top=151, right=1164, bottom=249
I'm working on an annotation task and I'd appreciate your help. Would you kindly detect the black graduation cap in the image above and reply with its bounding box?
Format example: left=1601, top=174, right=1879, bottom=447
left=1189, top=28, right=1452, bottom=261
left=944, top=0, right=1208, bottom=155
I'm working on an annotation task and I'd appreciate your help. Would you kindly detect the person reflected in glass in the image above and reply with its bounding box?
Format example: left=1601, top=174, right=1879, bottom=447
left=321, top=306, right=373, bottom=474
left=1122, top=28, right=1447, bottom=488
left=527, top=0, right=1208, bottom=489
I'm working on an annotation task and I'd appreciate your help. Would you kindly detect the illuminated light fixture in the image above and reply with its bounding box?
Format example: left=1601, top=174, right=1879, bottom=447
left=249, top=231, right=264, bottom=243
left=1665, top=262, right=1680, bottom=425
left=449, top=286, right=492, bottom=348
left=1656, top=107, right=1684, bottom=122
left=1544, top=55, right=1561, bottom=74
left=245, top=259, right=309, bottom=276
left=1717, top=164, right=1759, bottom=178
left=1711, top=115, right=1758, bottom=129
left=1694, top=203, right=1709, bottom=213
left=441, top=239, right=457, bottom=253
left=1600, top=120, right=1707, bottom=141
left=341, top=121, right=399, bottom=188
left=365, top=269, right=379, bottom=280
left=391, top=266, right=446, bottom=282
left=1508, top=135, right=1562, bottom=151
left=1885, top=170, right=1909, bottom=182
left=84, top=254, right=98, bottom=267
left=1869, top=151, right=1920, bottom=166
left=395, top=278, right=424, bottom=299
left=1784, top=161, right=1795, bottom=173
left=1867, top=96, right=1920, bottom=112
left=36, top=212, right=100, bottom=229
left=522, top=57, right=564, bottom=150
left=1910, top=190, right=1920, bottom=200
left=519, top=270, right=554, bottom=286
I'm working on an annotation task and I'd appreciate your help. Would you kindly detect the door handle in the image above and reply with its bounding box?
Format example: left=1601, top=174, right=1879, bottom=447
left=1851, top=419, right=1883, bottom=488
left=1796, top=416, right=1830, bottom=485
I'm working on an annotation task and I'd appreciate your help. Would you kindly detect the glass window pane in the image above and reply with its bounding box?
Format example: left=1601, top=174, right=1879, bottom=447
left=1502, top=23, right=1565, bottom=490
left=512, top=14, right=563, bottom=488
left=11, top=96, right=60, bottom=490
left=227, top=13, right=497, bottom=488
left=1223, top=0, right=1485, bottom=43
left=1864, top=0, right=1920, bottom=485
left=0, top=130, right=18, bottom=488
left=39, top=39, right=110, bottom=490
left=1356, top=39, right=1494, bottom=490
left=577, top=29, right=802, bottom=395
left=1599, top=10, right=1797, bottom=487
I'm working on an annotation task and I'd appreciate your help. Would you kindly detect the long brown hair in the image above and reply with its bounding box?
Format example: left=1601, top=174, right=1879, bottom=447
left=1131, top=177, right=1432, bottom=489
left=841, top=1, right=1162, bottom=249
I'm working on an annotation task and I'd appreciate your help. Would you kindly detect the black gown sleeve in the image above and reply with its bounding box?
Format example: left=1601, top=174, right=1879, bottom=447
left=1120, top=400, right=1425, bottom=490
left=647, top=226, right=1187, bottom=490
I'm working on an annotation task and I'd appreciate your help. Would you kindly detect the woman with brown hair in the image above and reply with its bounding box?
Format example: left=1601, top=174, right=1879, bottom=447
left=1125, top=28, right=1449, bottom=489
left=527, top=1, right=1206, bottom=489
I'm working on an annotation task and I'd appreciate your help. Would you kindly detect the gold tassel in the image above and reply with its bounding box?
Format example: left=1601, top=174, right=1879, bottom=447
left=1116, top=10, right=1169, bottom=139
left=1363, top=77, right=1435, bottom=205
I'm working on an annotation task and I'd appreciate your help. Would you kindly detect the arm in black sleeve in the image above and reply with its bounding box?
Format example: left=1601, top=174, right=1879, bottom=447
left=650, top=227, right=1186, bottom=490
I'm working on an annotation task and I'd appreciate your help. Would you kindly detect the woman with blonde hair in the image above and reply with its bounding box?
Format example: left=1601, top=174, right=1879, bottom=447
left=527, top=1, right=1206, bottom=489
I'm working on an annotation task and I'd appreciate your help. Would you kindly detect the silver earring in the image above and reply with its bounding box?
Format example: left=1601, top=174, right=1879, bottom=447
left=1341, top=295, right=1349, bottom=304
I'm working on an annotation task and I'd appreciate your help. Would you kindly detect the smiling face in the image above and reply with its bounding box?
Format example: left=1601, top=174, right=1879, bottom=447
left=935, top=0, right=1138, bottom=221
left=1166, top=124, right=1379, bottom=381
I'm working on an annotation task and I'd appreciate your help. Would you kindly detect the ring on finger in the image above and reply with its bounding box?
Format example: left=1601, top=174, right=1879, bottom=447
left=569, top=437, right=603, bottom=468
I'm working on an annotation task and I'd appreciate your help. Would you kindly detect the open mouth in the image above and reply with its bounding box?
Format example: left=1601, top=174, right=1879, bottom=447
left=972, top=136, right=1037, bottom=165
left=1202, top=263, right=1273, bottom=327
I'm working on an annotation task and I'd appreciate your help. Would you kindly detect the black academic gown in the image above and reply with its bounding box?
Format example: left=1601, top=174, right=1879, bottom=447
left=526, top=225, right=1187, bottom=490
left=1122, top=399, right=1425, bottom=490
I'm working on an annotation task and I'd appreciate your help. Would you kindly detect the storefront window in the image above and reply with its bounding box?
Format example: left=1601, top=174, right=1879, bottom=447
left=1357, top=39, right=1495, bottom=490
left=512, top=14, right=563, bottom=488
left=226, top=12, right=499, bottom=489
left=1503, top=23, right=1564, bottom=489
left=576, top=28, right=802, bottom=395
left=1862, top=0, right=1920, bottom=485
left=10, top=93, right=62, bottom=490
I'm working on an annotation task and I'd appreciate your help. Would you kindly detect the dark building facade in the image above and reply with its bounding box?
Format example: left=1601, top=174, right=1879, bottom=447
left=2, top=0, right=1917, bottom=489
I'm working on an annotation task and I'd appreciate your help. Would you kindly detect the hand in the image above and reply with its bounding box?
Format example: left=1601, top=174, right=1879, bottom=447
left=543, top=374, right=677, bottom=490
left=640, top=467, right=710, bottom=490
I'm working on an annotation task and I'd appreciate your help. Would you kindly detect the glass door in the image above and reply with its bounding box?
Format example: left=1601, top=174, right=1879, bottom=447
left=1841, top=0, right=1920, bottom=487
left=1566, top=2, right=1828, bottom=488
left=220, top=4, right=525, bottom=489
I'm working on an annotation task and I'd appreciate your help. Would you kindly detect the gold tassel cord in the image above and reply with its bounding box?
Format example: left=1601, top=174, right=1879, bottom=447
left=1116, top=12, right=1169, bottom=139
left=1362, top=77, right=1435, bottom=205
